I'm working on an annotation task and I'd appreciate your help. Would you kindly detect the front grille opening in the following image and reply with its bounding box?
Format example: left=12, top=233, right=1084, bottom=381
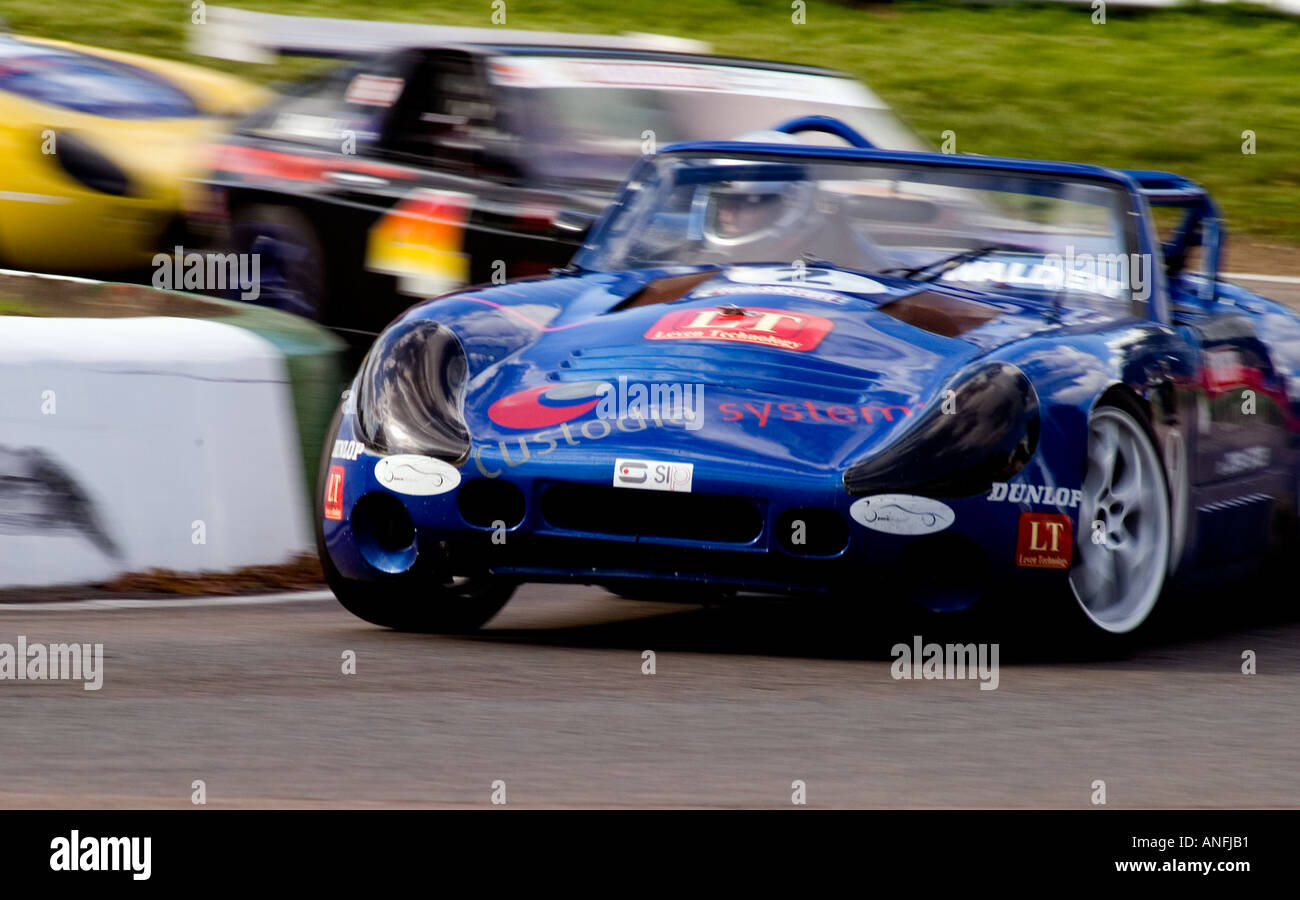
left=776, top=508, right=849, bottom=556
left=458, top=479, right=526, bottom=528
left=898, top=534, right=991, bottom=612
left=540, top=483, right=762, bottom=543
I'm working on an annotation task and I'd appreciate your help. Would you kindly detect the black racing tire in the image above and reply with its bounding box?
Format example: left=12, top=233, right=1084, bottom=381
left=322, top=551, right=515, bottom=633
left=230, top=203, right=328, bottom=321
left=313, top=402, right=514, bottom=633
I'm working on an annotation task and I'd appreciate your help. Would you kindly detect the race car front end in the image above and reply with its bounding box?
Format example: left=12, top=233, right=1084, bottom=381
left=317, top=313, right=1064, bottom=617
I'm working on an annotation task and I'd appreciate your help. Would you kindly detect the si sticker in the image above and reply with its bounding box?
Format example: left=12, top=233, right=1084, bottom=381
left=1016, top=512, right=1072, bottom=569
left=613, top=458, right=693, bottom=492
left=375, top=455, right=462, bottom=496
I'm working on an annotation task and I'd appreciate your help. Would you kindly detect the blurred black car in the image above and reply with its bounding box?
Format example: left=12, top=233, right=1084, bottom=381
left=188, top=36, right=924, bottom=346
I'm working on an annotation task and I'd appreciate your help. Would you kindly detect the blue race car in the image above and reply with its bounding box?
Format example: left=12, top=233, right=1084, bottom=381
left=316, top=116, right=1300, bottom=642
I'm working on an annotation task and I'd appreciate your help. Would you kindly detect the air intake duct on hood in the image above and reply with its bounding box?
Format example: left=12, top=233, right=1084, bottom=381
left=843, top=361, right=1039, bottom=500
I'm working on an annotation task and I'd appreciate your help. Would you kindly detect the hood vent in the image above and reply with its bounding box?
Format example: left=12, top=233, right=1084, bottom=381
left=608, top=270, right=721, bottom=313
left=877, top=290, right=1000, bottom=338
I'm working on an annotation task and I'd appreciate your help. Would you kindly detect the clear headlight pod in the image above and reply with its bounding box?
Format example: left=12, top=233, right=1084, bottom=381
left=53, top=132, right=132, bottom=197
left=355, top=320, right=471, bottom=463
left=843, top=362, right=1039, bottom=500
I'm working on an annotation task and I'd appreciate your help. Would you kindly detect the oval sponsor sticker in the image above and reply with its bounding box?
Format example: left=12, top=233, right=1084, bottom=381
left=374, top=455, right=461, bottom=496
left=849, top=494, right=955, bottom=535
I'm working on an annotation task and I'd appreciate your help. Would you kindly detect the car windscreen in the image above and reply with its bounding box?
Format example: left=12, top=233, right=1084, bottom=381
left=0, top=38, right=199, bottom=118
left=577, top=153, right=1141, bottom=308
left=241, top=58, right=409, bottom=149
left=493, top=56, right=925, bottom=186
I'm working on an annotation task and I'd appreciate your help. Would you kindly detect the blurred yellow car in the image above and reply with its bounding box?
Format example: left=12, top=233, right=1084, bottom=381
left=0, top=33, right=268, bottom=273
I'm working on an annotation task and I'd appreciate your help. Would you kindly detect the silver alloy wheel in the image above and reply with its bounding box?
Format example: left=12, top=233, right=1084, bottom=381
left=1069, top=405, right=1171, bottom=634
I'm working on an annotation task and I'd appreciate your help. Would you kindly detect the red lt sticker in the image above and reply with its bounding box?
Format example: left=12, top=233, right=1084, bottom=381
left=645, top=307, right=832, bottom=352
left=1016, top=512, right=1072, bottom=569
left=324, top=465, right=346, bottom=521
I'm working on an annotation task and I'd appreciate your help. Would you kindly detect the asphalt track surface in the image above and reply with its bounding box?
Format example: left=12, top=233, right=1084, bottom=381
left=2, top=578, right=1300, bottom=809
left=0, top=275, right=1297, bottom=810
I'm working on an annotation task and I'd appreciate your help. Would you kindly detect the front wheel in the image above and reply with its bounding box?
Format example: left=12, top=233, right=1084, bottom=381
left=324, top=557, right=515, bottom=633
left=230, top=203, right=327, bottom=320
left=314, top=402, right=514, bottom=633
left=1067, top=401, right=1172, bottom=639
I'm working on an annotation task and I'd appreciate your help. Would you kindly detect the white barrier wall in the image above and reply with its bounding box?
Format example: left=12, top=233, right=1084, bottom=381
left=0, top=316, right=312, bottom=588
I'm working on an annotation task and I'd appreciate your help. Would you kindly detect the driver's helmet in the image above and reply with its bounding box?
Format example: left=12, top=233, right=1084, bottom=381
left=701, top=179, right=816, bottom=247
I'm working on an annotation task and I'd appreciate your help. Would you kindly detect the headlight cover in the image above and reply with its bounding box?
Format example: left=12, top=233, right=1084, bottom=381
left=53, top=132, right=132, bottom=197
left=843, top=361, right=1039, bottom=500
left=355, top=319, right=471, bottom=463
